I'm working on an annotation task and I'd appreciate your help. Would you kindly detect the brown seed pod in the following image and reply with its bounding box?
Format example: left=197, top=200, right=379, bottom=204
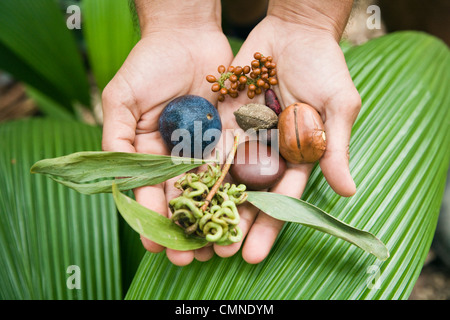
left=278, top=103, right=326, bottom=164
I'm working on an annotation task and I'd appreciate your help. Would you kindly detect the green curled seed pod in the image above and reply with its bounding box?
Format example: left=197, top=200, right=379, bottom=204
left=199, top=212, right=213, bottom=230
left=169, top=196, right=203, bottom=219
left=220, top=200, right=240, bottom=225
left=184, top=220, right=199, bottom=235
left=228, top=184, right=248, bottom=204
left=215, top=189, right=229, bottom=202
left=204, top=221, right=223, bottom=242
left=227, top=226, right=243, bottom=243
left=199, top=164, right=221, bottom=187
left=186, top=174, right=209, bottom=198
left=212, top=209, right=231, bottom=227
left=171, top=208, right=196, bottom=223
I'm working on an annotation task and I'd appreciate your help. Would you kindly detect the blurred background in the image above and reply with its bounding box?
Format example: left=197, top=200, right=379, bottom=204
left=0, top=0, right=449, bottom=299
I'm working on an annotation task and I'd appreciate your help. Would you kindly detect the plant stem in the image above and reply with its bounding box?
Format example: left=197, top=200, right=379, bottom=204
left=201, top=134, right=240, bottom=211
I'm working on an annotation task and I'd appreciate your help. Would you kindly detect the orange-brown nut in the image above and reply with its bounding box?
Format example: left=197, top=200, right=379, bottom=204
left=278, top=103, right=326, bottom=164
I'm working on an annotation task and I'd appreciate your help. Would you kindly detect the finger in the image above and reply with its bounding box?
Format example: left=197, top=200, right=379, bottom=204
left=102, top=82, right=168, bottom=253
left=214, top=201, right=259, bottom=258
left=242, top=163, right=313, bottom=264
left=194, top=245, right=215, bottom=262
left=101, top=78, right=138, bottom=154
left=166, top=249, right=195, bottom=266
left=320, top=92, right=361, bottom=197
left=135, top=185, right=167, bottom=253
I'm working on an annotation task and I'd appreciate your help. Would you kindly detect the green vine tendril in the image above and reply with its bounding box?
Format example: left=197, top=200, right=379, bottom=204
left=169, top=162, right=247, bottom=245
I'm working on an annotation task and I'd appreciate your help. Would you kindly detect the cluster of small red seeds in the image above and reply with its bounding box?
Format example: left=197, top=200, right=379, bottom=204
left=206, top=52, right=277, bottom=101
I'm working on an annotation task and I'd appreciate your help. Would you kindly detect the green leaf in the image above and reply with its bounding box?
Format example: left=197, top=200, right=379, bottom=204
left=0, top=118, right=121, bottom=299
left=0, top=42, right=75, bottom=113
left=0, top=0, right=91, bottom=110
left=82, top=0, right=139, bottom=90
left=25, top=86, right=75, bottom=121
left=228, top=37, right=244, bottom=56
left=125, top=31, right=450, bottom=300
left=31, top=152, right=211, bottom=194
left=112, top=183, right=208, bottom=251
left=247, top=191, right=389, bottom=261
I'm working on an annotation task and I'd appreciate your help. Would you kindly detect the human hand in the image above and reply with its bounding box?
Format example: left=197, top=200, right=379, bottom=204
left=101, top=0, right=234, bottom=266
left=214, top=0, right=361, bottom=263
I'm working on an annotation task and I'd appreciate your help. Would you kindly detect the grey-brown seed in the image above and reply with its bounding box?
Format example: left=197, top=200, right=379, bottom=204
left=233, top=103, right=279, bottom=132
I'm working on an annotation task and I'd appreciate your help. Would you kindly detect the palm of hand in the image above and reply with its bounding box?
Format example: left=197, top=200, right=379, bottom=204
left=213, top=16, right=361, bottom=263
left=102, top=29, right=234, bottom=265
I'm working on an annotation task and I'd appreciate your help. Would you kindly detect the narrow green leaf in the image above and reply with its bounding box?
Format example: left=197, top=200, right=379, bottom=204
left=0, top=118, right=121, bottom=299
left=31, top=152, right=211, bottom=194
left=0, top=0, right=91, bottom=109
left=0, top=42, right=74, bottom=112
left=82, top=0, right=139, bottom=90
left=112, top=183, right=207, bottom=251
left=247, top=191, right=389, bottom=261
left=25, top=86, right=75, bottom=121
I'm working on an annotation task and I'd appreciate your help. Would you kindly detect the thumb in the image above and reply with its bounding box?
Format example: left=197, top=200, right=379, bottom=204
left=319, top=91, right=361, bottom=197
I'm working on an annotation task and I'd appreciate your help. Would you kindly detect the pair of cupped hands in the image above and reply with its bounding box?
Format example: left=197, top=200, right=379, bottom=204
left=101, top=14, right=362, bottom=266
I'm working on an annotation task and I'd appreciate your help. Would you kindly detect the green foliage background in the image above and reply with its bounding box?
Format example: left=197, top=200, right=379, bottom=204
left=0, top=0, right=449, bottom=300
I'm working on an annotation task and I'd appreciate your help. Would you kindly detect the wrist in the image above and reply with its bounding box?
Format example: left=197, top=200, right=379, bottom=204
left=267, top=0, right=353, bottom=41
left=135, top=0, right=222, bottom=35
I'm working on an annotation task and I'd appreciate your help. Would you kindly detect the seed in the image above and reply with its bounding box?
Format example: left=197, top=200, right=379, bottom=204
left=265, top=89, right=282, bottom=115
left=253, top=68, right=261, bottom=76
left=248, top=84, right=256, bottom=91
left=243, top=66, right=251, bottom=74
left=229, top=91, right=239, bottom=98
left=234, top=66, right=243, bottom=75
left=254, top=52, right=262, bottom=60
left=234, top=103, right=279, bottom=131
left=251, top=60, right=260, bottom=69
left=220, top=87, right=228, bottom=95
left=206, top=75, right=217, bottom=83
left=256, top=79, right=265, bottom=87
left=239, top=76, right=247, bottom=84
left=229, top=74, right=238, bottom=82
left=218, top=94, right=225, bottom=102
left=228, top=66, right=235, bottom=73
left=211, top=83, right=221, bottom=92
left=247, top=90, right=255, bottom=99
left=255, top=87, right=262, bottom=95
left=218, top=65, right=226, bottom=73
left=278, top=103, right=326, bottom=164
left=268, top=77, right=278, bottom=85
